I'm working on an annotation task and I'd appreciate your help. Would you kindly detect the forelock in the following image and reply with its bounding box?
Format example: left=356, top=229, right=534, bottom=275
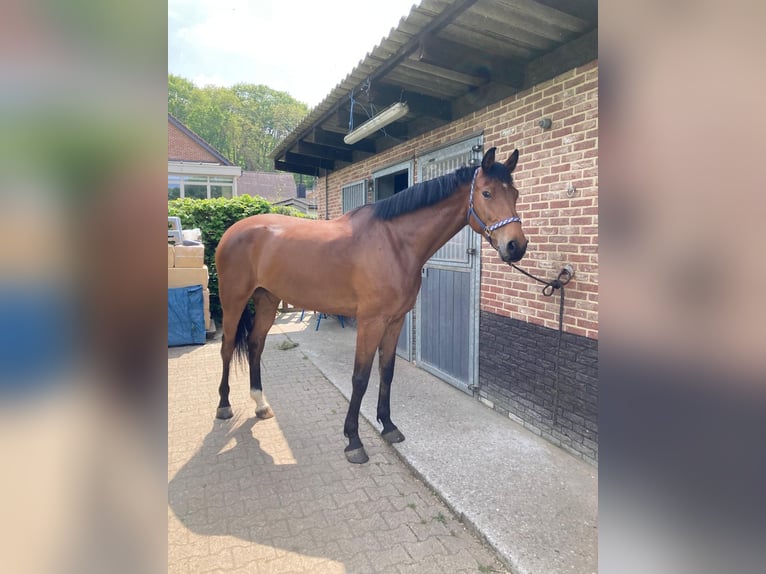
left=483, top=162, right=512, bottom=185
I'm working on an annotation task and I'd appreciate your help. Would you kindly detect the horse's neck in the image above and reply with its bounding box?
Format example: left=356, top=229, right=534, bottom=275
left=394, top=185, right=469, bottom=265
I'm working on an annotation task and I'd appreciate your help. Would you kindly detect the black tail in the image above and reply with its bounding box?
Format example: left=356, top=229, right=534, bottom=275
left=233, top=304, right=253, bottom=366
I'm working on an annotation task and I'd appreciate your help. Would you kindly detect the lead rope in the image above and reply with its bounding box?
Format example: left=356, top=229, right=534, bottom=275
left=510, top=264, right=573, bottom=424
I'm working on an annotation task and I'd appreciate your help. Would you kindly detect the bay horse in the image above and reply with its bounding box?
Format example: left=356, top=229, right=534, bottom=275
left=214, top=146, right=527, bottom=463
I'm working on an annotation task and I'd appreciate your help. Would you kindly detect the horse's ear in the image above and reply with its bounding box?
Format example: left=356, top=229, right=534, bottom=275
left=504, top=149, right=519, bottom=173
left=481, top=147, right=497, bottom=171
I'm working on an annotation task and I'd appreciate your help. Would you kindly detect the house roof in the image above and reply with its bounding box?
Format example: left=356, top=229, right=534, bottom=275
left=238, top=171, right=297, bottom=202
left=274, top=197, right=316, bottom=210
left=168, top=113, right=234, bottom=166
left=271, top=0, right=597, bottom=176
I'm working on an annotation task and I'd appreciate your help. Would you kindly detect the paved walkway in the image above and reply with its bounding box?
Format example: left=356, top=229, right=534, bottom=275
left=169, top=320, right=510, bottom=573
left=169, top=312, right=597, bottom=574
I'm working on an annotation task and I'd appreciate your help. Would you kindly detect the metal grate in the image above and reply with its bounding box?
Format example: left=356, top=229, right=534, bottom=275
left=419, top=137, right=482, bottom=264
left=341, top=179, right=367, bottom=213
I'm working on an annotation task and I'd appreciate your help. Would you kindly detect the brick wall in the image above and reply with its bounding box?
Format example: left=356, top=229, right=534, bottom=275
left=481, top=62, right=598, bottom=339
left=168, top=121, right=221, bottom=163
left=479, top=311, right=598, bottom=464
left=317, top=61, right=598, bottom=461
left=319, top=61, right=598, bottom=337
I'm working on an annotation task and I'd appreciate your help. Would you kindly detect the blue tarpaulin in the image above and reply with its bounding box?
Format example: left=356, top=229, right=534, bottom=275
left=0, top=284, right=75, bottom=394
left=168, top=285, right=205, bottom=347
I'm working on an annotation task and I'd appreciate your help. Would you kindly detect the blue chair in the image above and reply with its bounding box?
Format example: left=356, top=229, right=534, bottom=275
left=300, top=310, right=345, bottom=331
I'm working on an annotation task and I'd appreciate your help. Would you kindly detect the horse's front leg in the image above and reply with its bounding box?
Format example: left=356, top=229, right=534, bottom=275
left=376, top=315, right=406, bottom=444
left=343, top=319, right=386, bottom=464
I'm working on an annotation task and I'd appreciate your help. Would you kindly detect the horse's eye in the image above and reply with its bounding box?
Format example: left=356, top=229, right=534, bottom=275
left=482, top=190, right=491, bottom=199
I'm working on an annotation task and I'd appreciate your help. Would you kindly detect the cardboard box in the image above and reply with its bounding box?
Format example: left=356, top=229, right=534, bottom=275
left=173, top=243, right=205, bottom=268
left=167, top=244, right=175, bottom=268
left=168, top=265, right=208, bottom=289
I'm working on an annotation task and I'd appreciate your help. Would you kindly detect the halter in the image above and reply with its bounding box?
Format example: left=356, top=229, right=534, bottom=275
left=467, top=168, right=521, bottom=246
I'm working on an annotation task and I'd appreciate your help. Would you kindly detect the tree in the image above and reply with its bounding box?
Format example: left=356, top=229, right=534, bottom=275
left=167, top=75, right=309, bottom=173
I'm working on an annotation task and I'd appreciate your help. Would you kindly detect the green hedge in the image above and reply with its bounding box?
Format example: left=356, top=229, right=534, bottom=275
left=168, top=195, right=311, bottom=325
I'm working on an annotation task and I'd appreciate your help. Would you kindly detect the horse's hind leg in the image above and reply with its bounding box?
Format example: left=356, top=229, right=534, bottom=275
left=376, top=315, right=406, bottom=444
left=248, top=289, right=281, bottom=419
left=216, top=295, right=251, bottom=420
left=217, top=330, right=237, bottom=420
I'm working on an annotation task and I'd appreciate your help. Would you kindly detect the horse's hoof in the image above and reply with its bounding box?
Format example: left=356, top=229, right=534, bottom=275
left=255, top=405, right=274, bottom=419
left=382, top=428, right=406, bottom=444
left=344, top=447, right=369, bottom=464
left=216, top=406, right=233, bottom=420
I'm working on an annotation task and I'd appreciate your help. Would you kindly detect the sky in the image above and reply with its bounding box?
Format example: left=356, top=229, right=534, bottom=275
left=168, top=0, right=420, bottom=108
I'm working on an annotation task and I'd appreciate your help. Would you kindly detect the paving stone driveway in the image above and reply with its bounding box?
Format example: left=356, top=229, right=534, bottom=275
left=168, top=331, right=509, bottom=573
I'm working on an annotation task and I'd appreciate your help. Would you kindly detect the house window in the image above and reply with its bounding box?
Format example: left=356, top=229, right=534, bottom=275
left=341, top=179, right=367, bottom=213
left=168, top=175, right=181, bottom=200
left=211, top=177, right=234, bottom=199
left=168, top=175, right=235, bottom=200
left=184, top=176, right=208, bottom=200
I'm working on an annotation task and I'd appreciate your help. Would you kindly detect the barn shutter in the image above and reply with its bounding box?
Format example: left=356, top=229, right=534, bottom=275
left=341, top=179, right=368, bottom=213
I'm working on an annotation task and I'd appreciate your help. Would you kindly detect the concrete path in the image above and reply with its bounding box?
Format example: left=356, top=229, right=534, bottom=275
left=169, top=322, right=510, bottom=573
left=272, top=313, right=597, bottom=574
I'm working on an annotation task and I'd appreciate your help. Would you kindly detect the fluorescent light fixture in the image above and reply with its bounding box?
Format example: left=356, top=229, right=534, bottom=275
left=343, top=102, right=409, bottom=145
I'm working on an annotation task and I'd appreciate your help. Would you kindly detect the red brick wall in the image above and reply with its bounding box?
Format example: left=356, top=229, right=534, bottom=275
left=168, top=121, right=221, bottom=163
left=318, top=61, right=598, bottom=339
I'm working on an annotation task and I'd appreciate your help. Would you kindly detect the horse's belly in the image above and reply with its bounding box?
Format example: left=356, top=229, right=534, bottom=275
left=263, top=267, right=358, bottom=317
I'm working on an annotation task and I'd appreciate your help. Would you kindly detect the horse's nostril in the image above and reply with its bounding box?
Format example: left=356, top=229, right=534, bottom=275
left=508, top=240, right=517, bottom=253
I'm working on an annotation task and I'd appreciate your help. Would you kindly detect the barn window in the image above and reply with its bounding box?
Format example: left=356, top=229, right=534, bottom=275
left=341, top=179, right=367, bottom=213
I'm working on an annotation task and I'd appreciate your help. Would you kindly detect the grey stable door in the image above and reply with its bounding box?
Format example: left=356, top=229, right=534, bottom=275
left=416, top=137, right=482, bottom=393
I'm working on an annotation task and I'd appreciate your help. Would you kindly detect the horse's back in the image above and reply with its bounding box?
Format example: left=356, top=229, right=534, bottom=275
left=218, top=213, right=302, bottom=257
left=215, top=212, right=356, bottom=281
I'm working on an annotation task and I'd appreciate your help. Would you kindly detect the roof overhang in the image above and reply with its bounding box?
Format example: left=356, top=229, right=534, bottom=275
left=271, top=0, right=597, bottom=175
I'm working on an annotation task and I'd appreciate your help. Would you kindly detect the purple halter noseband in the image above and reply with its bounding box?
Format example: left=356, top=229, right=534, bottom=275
left=466, top=168, right=521, bottom=245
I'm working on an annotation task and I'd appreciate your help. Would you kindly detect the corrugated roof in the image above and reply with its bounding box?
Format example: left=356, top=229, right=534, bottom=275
left=271, top=0, right=596, bottom=175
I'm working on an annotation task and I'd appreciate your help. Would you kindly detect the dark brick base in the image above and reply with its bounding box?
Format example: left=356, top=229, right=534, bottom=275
left=479, top=311, right=598, bottom=465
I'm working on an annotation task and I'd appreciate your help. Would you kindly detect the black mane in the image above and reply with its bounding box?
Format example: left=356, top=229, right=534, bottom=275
left=372, top=166, right=475, bottom=220
left=370, top=162, right=513, bottom=221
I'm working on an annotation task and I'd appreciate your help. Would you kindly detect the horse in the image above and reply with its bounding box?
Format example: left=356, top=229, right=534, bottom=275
left=214, top=146, right=527, bottom=463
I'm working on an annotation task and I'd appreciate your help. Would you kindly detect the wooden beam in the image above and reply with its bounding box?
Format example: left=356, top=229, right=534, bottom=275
left=309, top=128, right=376, bottom=153
left=521, top=28, right=597, bottom=89
left=452, top=82, right=519, bottom=119
left=285, top=152, right=335, bottom=171
left=371, top=84, right=452, bottom=121
left=361, top=0, right=482, bottom=86
left=319, top=108, right=369, bottom=134
left=399, top=59, right=484, bottom=87
left=533, top=0, right=597, bottom=24
left=418, top=36, right=525, bottom=89
left=274, top=160, right=323, bottom=176
left=295, top=141, right=353, bottom=162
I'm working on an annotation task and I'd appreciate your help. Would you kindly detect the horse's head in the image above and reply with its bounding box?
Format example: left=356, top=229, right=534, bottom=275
left=467, top=147, right=528, bottom=263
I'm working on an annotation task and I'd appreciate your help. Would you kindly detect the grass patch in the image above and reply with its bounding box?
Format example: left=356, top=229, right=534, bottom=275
left=276, top=340, right=299, bottom=350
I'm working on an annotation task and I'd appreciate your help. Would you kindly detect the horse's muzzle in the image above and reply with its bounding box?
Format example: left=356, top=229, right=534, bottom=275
left=501, top=240, right=527, bottom=263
